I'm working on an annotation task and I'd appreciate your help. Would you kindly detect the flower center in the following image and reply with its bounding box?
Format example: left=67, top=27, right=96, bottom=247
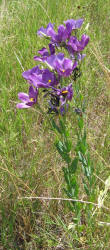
left=62, top=69, right=65, bottom=73
left=48, top=79, right=51, bottom=83
left=62, top=90, right=68, bottom=94
left=30, top=98, right=34, bottom=102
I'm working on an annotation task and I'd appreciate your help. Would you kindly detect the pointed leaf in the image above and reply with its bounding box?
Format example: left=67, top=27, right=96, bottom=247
left=55, top=141, right=71, bottom=163
left=51, top=119, right=62, bottom=134
left=64, top=139, right=72, bottom=153
left=69, top=157, right=78, bottom=174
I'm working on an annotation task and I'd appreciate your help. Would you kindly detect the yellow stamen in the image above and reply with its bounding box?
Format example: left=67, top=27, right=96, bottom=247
left=48, top=79, right=51, bottom=83
left=62, top=90, right=68, bottom=94
left=62, top=69, right=65, bottom=73
left=30, top=98, right=34, bottom=102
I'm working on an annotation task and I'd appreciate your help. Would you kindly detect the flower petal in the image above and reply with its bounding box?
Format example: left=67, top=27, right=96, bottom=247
left=18, top=93, right=29, bottom=102
left=16, top=103, right=30, bottom=109
left=22, top=66, right=42, bottom=80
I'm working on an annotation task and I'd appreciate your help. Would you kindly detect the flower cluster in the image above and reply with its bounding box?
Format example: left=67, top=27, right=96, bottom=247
left=17, top=18, right=89, bottom=114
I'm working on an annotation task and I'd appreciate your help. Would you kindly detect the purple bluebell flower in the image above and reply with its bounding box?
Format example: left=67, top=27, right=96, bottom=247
left=37, top=23, right=56, bottom=37
left=64, top=18, right=84, bottom=33
left=28, top=68, right=58, bottom=88
left=34, top=48, right=49, bottom=62
left=58, top=84, right=73, bottom=114
left=51, top=25, right=70, bottom=44
left=22, top=66, right=43, bottom=81
left=46, top=53, right=77, bottom=77
left=67, top=34, right=89, bottom=53
left=34, top=43, right=55, bottom=62
left=16, top=86, right=38, bottom=109
left=61, top=83, right=73, bottom=101
left=45, top=53, right=63, bottom=70
left=48, top=84, right=73, bottom=115
left=81, top=34, right=90, bottom=47
left=37, top=23, right=70, bottom=45
left=55, top=83, right=73, bottom=101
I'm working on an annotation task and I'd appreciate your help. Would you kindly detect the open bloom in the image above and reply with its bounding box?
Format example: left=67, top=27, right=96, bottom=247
left=34, top=43, right=55, bottom=62
left=37, top=20, right=83, bottom=45
left=54, top=83, right=73, bottom=101
left=28, top=68, right=58, bottom=88
left=67, top=34, right=89, bottom=54
left=37, top=22, right=70, bottom=44
left=50, top=25, right=70, bottom=44
left=46, top=53, right=77, bottom=77
left=58, top=83, right=73, bottom=114
left=37, top=23, right=56, bottom=37
left=64, top=18, right=84, bottom=33
left=48, top=83, right=73, bottom=115
left=22, top=66, right=43, bottom=81
left=16, top=86, right=38, bottom=108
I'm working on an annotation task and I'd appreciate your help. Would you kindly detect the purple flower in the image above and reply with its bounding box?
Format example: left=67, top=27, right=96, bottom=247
left=37, top=23, right=70, bottom=45
left=81, top=34, right=90, bottom=47
left=46, top=53, right=77, bottom=77
left=67, top=34, right=89, bottom=54
left=55, top=83, right=73, bottom=101
left=58, top=84, right=73, bottom=114
left=61, top=83, right=73, bottom=101
left=34, top=43, right=55, bottom=62
left=37, top=23, right=56, bottom=37
left=22, top=66, right=43, bottom=81
left=64, top=18, right=84, bottom=33
left=45, top=53, right=64, bottom=68
left=47, top=83, right=73, bottom=115
left=28, top=68, right=58, bottom=88
left=16, top=86, right=38, bottom=109
left=51, top=25, right=70, bottom=44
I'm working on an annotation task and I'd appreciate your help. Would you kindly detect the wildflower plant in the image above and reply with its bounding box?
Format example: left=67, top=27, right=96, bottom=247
left=17, top=18, right=94, bottom=217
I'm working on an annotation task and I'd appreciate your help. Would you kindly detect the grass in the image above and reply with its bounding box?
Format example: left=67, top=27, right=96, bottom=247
left=0, top=0, right=110, bottom=249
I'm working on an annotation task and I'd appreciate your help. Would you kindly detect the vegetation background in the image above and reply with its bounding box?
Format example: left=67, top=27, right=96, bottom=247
left=0, top=0, right=110, bottom=249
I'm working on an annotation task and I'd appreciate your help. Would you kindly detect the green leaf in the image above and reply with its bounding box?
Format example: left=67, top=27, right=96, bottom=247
left=67, top=176, right=78, bottom=197
left=55, top=141, right=71, bottom=164
left=63, top=167, right=70, bottom=185
left=51, top=119, right=61, bottom=134
left=64, top=139, right=72, bottom=153
left=56, top=140, right=66, bottom=153
left=78, top=117, right=84, bottom=130
left=69, top=157, right=78, bottom=174
left=83, top=180, right=90, bottom=196
left=59, top=119, right=66, bottom=133
left=78, top=152, right=87, bottom=166
left=85, top=166, right=92, bottom=179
